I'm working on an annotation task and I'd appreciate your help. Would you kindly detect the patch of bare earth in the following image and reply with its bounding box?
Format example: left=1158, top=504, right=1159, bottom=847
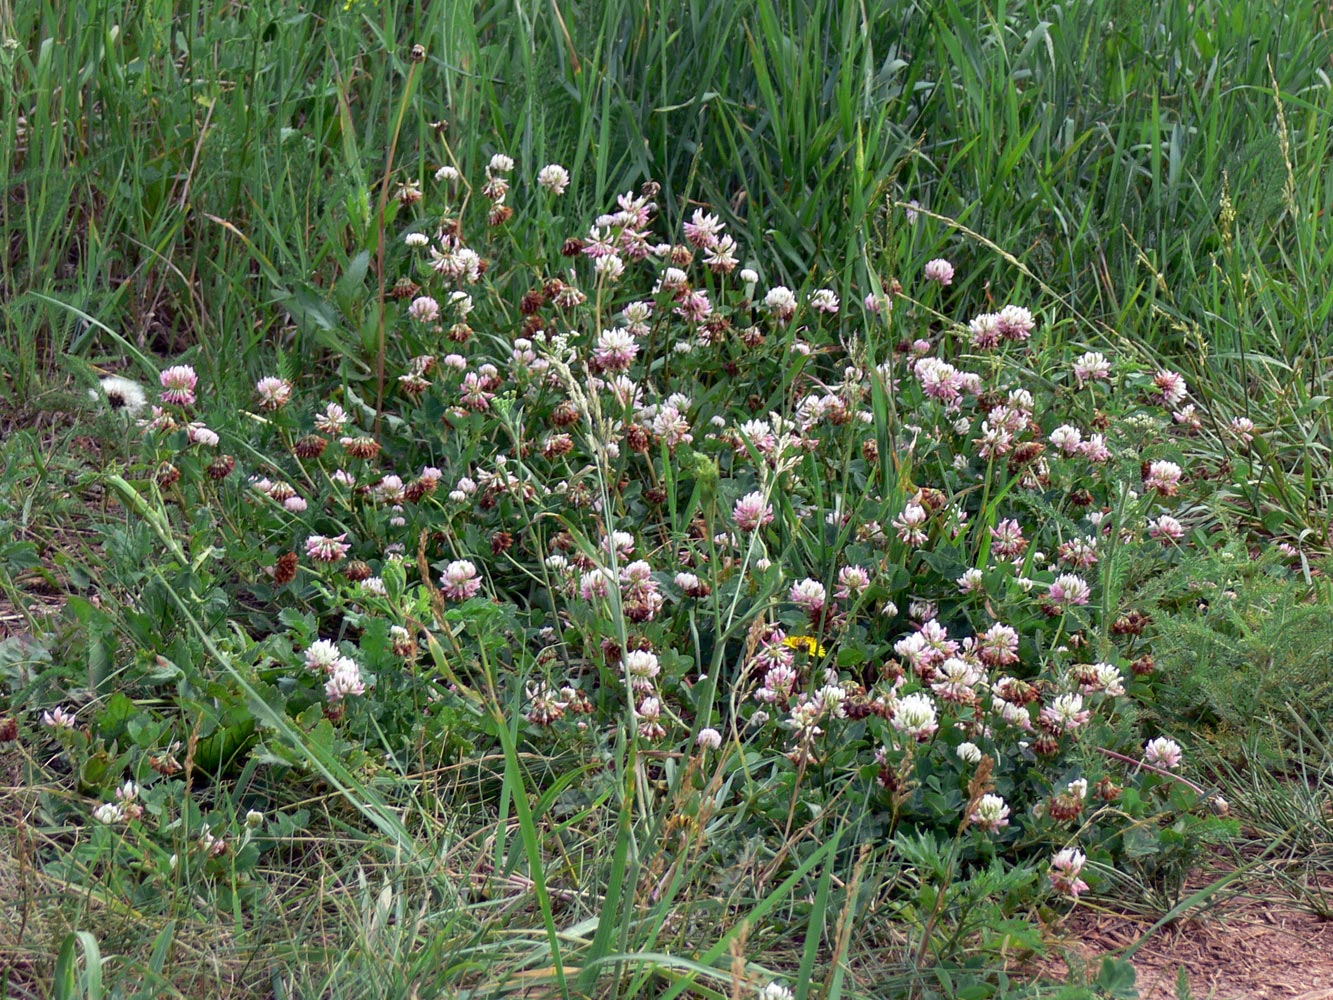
left=1042, top=891, right=1333, bottom=1000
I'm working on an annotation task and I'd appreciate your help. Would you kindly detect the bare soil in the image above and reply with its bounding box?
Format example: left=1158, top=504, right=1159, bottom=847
left=1045, top=889, right=1333, bottom=1000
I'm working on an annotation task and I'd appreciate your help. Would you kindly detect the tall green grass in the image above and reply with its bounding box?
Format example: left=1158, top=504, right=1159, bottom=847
left=7, top=0, right=1328, bottom=378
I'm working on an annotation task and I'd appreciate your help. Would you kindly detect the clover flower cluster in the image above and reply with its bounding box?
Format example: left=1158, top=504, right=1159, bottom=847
left=85, top=156, right=1233, bottom=912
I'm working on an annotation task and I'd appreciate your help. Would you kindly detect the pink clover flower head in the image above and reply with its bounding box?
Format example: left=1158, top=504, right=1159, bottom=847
left=159, top=364, right=198, bottom=406
left=931, top=656, right=983, bottom=703
left=756, top=664, right=798, bottom=704
left=1049, top=573, right=1091, bottom=607
left=256, top=376, right=293, bottom=410
left=460, top=372, right=495, bottom=411
left=579, top=568, right=615, bottom=601
left=42, top=706, right=78, bottom=729
left=441, top=559, right=482, bottom=601
left=789, top=578, right=827, bottom=615
left=1050, top=848, right=1090, bottom=898
left=1229, top=416, right=1256, bottom=443
left=315, top=401, right=349, bottom=435
left=923, top=258, right=955, bottom=285
left=1148, top=514, right=1185, bottom=542
left=893, top=502, right=929, bottom=546
left=1080, top=433, right=1112, bottom=463
left=1144, top=460, right=1183, bottom=496
left=1153, top=369, right=1189, bottom=409
left=913, top=357, right=964, bottom=402
left=1049, top=424, right=1083, bottom=455
left=978, top=623, right=1020, bottom=667
left=970, top=793, right=1011, bottom=833
left=305, top=533, right=351, bottom=563
left=650, top=403, right=693, bottom=448
left=990, top=518, right=1027, bottom=560
left=734, top=491, right=775, bottom=532
left=835, top=564, right=871, bottom=599
left=409, top=295, right=441, bottom=323
left=636, top=696, right=666, bottom=740
left=696, top=727, right=723, bottom=751
left=324, top=657, right=366, bottom=701
left=1144, top=736, right=1184, bottom=770
left=683, top=208, right=724, bottom=249
left=593, top=328, right=639, bottom=372
left=284, top=496, right=308, bottom=512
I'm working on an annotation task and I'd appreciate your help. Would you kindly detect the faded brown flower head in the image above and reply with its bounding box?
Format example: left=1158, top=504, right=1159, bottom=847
left=273, top=552, right=299, bottom=585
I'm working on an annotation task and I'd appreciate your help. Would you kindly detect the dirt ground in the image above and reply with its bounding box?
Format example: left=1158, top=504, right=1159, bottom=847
left=1046, top=890, right=1333, bottom=1000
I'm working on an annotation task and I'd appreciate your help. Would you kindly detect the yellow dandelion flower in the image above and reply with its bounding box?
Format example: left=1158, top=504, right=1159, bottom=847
left=782, top=635, right=827, bottom=658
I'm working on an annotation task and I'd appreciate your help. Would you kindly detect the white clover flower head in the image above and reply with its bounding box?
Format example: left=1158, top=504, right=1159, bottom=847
left=739, top=267, right=759, bottom=285
left=1073, top=351, right=1111, bottom=384
left=624, top=649, right=660, bottom=682
left=891, top=692, right=939, bottom=741
left=186, top=422, right=219, bottom=447
left=404, top=232, right=429, bottom=248
left=435, top=164, right=460, bottom=183
left=970, top=793, right=1011, bottom=833
left=94, top=802, right=126, bottom=824
left=809, top=287, right=840, bottom=313
left=956, top=741, right=982, bottom=764
left=759, top=984, right=794, bottom=1000
left=956, top=567, right=984, bottom=594
left=487, top=153, right=514, bottom=174
left=697, top=727, right=723, bottom=751
left=1093, top=662, right=1126, bottom=697
left=304, top=639, right=342, bottom=674
left=538, top=163, right=570, bottom=194
left=763, top=285, right=798, bottom=321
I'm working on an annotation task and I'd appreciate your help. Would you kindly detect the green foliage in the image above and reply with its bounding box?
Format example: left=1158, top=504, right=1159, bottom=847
left=1137, top=536, right=1333, bottom=756
left=4, top=0, right=1332, bottom=996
